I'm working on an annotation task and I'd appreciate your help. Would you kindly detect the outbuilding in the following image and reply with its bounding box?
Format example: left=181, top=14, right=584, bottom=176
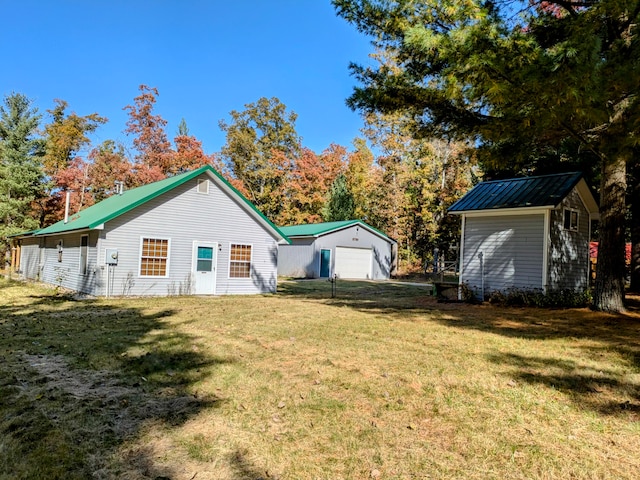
left=277, top=220, right=396, bottom=280
left=12, top=165, right=289, bottom=296
left=448, top=172, right=599, bottom=300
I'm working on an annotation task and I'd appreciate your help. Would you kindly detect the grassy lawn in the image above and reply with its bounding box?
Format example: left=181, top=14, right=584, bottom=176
left=1, top=277, right=639, bottom=479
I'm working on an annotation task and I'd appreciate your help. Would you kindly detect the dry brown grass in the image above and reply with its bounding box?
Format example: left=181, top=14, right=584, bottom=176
left=1, top=277, right=639, bottom=479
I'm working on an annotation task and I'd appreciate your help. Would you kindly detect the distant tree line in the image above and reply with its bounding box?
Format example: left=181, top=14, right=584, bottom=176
left=0, top=86, right=475, bottom=273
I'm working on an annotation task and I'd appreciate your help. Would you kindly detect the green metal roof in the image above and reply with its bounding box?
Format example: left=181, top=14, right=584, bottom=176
left=280, top=220, right=394, bottom=242
left=448, top=172, right=592, bottom=213
left=30, top=165, right=289, bottom=242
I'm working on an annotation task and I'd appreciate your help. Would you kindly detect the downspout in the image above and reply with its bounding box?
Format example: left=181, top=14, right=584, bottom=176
left=458, top=215, right=466, bottom=300
left=542, top=209, right=551, bottom=293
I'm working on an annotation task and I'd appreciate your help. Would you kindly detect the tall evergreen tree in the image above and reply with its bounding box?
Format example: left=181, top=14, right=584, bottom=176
left=323, top=173, right=356, bottom=222
left=334, top=0, right=639, bottom=312
left=0, top=93, right=45, bottom=258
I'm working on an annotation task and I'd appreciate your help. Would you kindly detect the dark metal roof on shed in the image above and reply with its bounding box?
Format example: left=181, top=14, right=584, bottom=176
left=448, top=172, right=587, bottom=213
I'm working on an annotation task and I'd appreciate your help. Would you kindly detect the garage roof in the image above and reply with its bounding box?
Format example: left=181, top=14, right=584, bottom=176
left=280, top=220, right=395, bottom=242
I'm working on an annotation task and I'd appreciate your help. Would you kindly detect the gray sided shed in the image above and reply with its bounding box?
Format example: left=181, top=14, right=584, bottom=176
left=448, top=172, right=599, bottom=300
left=15, top=165, right=288, bottom=297
left=277, top=220, right=397, bottom=280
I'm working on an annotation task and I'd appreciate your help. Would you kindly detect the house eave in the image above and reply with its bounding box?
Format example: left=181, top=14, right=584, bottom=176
left=450, top=206, right=553, bottom=217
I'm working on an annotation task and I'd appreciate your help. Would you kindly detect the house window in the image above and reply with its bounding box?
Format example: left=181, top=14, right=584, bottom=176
left=80, top=235, right=89, bottom=275
left=197, top=179, right=209, bottom=194
left=563, top=209, right=579, bottom=232
left=140, top=238, right=169, bottom=276
left=57, top=240, right=63, bottom=262
left=229, top=244, right=252, bottom=278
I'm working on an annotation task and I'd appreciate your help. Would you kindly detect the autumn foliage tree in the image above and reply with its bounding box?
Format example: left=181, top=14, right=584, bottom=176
left=285, top=145, right=347, bottom=225
left=219, top=97, right=301, bottom=221
left=123, top=85, right=172, bottom=185
left=41, top=99, right=106, bottom=223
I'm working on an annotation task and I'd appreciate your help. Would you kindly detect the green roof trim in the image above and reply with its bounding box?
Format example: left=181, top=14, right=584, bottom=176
left=30, top=165, right=289, bottom=243
left=280, top=220, right=395, bottom=242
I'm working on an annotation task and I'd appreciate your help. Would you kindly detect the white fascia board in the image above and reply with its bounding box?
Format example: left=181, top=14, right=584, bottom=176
left=574, top=180, right=600, bottom=219
left=450, top=207, right=552, bottom=218
left=35, top=227, right=95, bottom=238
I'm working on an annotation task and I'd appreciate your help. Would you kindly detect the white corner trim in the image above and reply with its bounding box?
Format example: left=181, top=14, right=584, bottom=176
left=542, top=209, right=550, bottom=293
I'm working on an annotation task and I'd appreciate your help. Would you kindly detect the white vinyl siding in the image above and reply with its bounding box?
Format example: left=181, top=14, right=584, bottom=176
left=549, top=188, right=591, bottom=290
left=33, top=231, right=99, bottom=294
left=462, top=214, right=544, bottom=298
left=277, top=244, right=316, bottom=278
left=95, top=173, right=279, bottom=296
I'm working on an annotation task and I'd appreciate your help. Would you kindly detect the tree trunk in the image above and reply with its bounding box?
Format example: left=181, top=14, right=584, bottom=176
left=593, top=152, right=627, bottom=312
left=630, top=159, right=640, bottom=293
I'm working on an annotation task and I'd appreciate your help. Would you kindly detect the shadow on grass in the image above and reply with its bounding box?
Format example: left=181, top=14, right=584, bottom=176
left=487, top=351, right=640, bottom=416
left=230, top=449, right=273, bottom=480
left=0, top=286, right=231, bottom=479
left=279, top=280, right=640, bottom=417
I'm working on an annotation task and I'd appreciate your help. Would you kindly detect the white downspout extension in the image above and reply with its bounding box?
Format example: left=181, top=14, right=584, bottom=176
left=458, top=215, right=466, bottom=300
left=479, top=251, right=484, bottom=302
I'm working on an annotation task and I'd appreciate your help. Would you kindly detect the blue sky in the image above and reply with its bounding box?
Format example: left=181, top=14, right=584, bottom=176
left=1, top=1, right=375, bottom=156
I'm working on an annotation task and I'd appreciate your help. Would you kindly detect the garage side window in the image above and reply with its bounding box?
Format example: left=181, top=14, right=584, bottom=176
left=140, top=238, right=169, bottom=276
left=229, top=244, right=251, bottom=278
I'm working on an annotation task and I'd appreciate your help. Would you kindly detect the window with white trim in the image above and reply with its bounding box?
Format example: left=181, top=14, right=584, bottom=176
left=140, top=238, right=169, bottom=276
left=80, top=235, right=89, bottom=275
left=229, top=244, right=252, bottom=278
left=563, top=209, right=579, bottom=232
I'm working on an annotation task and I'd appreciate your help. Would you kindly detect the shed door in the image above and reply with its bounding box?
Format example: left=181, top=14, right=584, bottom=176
left=335, top=247, right=372, bottom=279
left=192, top=242, right=216, bottom=294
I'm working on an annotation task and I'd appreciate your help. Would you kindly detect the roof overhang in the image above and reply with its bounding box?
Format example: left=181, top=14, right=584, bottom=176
left=315, top=222, right=397, bottom=244
left=574, top=178, right=600, bottom=220
left=449, top=207, right=552, bottom=217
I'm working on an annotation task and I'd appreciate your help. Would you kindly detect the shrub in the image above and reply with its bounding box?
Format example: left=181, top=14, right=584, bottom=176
left=485, top=287, right=591, bottom=308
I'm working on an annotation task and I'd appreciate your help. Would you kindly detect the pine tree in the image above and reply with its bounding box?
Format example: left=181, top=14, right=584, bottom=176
left=0, top=93, right=45, bottom=258
left=334, top=0, right=639, bottom=312
left=323, top=173, right=356, bottom=222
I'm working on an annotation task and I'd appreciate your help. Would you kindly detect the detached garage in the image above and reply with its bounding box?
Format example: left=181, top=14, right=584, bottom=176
left=277, top=220, right=397, bottom=280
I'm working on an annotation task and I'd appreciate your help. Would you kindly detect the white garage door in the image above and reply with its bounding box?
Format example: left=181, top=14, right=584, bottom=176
left=335, top=247, right=372, bottom=279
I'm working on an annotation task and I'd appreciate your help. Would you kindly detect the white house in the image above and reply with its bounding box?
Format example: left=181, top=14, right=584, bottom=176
left=12, top=165, right=289, bottom=296
left=448, top=172, right=599, bottom=299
